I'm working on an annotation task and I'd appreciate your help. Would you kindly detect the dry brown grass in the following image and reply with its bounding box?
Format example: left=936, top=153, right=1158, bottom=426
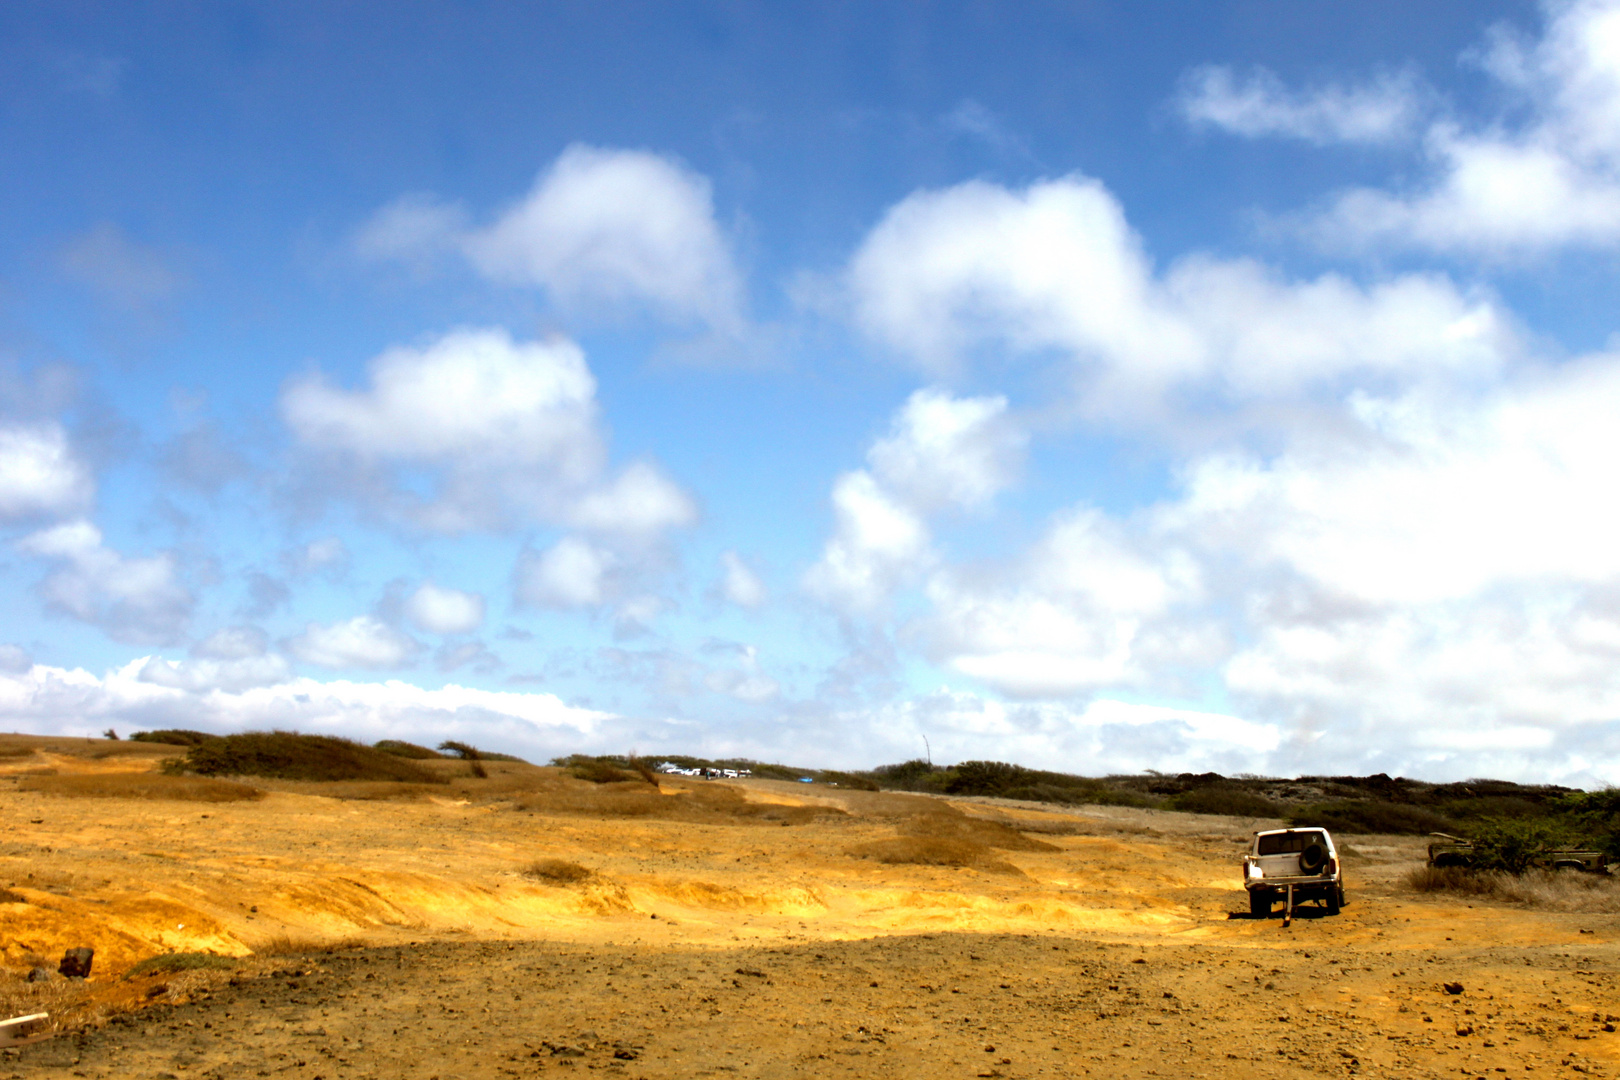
left=523, top=858, right=594, bottom=884
left=899, top=809, right=1060, bottom=852
left=252, top=934, right=370, bottom=957
left=846, top=836, right=1024, bottom=876
left=17, top=772, right=263, bottom=802
left=1407, top=865, right=1620, bottom=912
left=512, top=776, right=844, bottom=826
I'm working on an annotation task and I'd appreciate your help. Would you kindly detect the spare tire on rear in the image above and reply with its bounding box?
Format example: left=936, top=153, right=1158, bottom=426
left=1299, top=842, right=1328, bottom=874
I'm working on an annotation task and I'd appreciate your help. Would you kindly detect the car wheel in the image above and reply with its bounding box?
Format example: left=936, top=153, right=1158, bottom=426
left=1249, top=890, right=1270, bottom=917
left=1325, top=889, right=1341, bottom=915
left=1299, top=842, right=1328, bottom=874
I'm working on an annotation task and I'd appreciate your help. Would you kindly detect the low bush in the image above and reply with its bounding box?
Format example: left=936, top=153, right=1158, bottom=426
left=130, top=729, right=219, bottom=746
left=438, top=740, right=489, bottom=778
left=373, top=740, right=444, bottom=759
left=124, top=952, right=238, bottom=978
left=177, top=731, right=446, bottom=784
left=566, top=758, right=641, bottom=784
left=19, top=772, right=263, bottom=802
left=523, top=858, right=593, bottom=884
left=1170, top=786, right=1284, bottom=818
left=1288, top=800, right=1457, bottom=835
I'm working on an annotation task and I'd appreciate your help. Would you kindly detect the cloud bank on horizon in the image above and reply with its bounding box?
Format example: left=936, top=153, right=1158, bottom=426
left=3, top=1, right=1620, bottom=785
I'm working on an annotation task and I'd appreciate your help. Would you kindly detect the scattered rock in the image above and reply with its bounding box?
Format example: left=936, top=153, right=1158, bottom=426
left=25, top=967, right=58, bottom=983
left=58, top=947, right=94, bottom=979
left=1443, top=982, right=1464, bottom=995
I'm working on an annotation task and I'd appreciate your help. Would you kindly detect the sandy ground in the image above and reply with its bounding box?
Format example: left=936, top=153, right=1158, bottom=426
left=2, top=735, right=1618, bottom=1079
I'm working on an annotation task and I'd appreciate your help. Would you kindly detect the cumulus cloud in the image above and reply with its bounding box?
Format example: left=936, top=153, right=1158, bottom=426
left=16, top=520, right=192, bottom=645
left=920, top=509, right=1213, bottom=698
left=285, top=616, right=420, bottom=670
left=1177, top=65, right=1426, bottom=145
left=566, top=460, right=698, bottom=539
left=281, top=327, right=698, bottom=567
left=0, top=660, right=613, bottom=763
left=804, top=470, right=931, bottom=614
left=717, top=551, right=767, bottom=609
left=1194, top=0, right=1620, bottom=254
left=516, top=535, right=615, bottom=609
left=867, top=389, right=1024, bottom=511
left=806, top=389, right=1021, bottom=614
left=846, top=175, right=1515, bottom=415
left=0, top=423, right=93, bottom=521
left=405, top=582, right=486, bottom=635
left=137, top=653, right=292, bottom=693
left=359, top=144, right=746, bottom=335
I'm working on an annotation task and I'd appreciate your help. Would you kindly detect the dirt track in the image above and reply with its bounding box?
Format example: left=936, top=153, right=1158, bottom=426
left=3, top=736, right=1618, bottom=1078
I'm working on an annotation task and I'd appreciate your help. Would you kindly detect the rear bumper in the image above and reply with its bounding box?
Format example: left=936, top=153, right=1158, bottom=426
left=1246, top=878, right=1337, bottom=893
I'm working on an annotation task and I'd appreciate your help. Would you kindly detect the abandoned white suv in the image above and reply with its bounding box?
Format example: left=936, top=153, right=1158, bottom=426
left=1243, top=827, right=1345, bottom=917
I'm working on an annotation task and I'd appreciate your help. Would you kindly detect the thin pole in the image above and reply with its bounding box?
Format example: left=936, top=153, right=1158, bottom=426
left=922, top=734, right=931, bottom=766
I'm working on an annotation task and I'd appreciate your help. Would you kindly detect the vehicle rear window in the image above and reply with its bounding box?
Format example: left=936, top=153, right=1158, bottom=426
left=1257, top=831, right=1326, bottom=855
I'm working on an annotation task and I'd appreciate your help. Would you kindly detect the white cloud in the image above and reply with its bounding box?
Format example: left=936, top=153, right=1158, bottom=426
left=137, top=653, right=292, bottom=693
left=516, top=535, right=615, bottom=609
left=1247, top=0, right=1620, bottom=254
left=351, top=193, right=468, bottom=264
left=405, top=582, right=486, bottom=635
left=0, top=660, right=613, bottom=763
left=281, top=328, right=698, bottom=556
left=718, top=551, right=767, bottom=609
left=56, top=223, right=183, bottom=311
left=193, top=625, right=269, bottom=660
left=283, top=327, right=601, bottom=493
left=0, top=423, right=93, bottom=521
left=804, top=470, right=931, bottom=614
left=867, top=388, right=1023, bottom=511
left=1177, top=65, right=1426, bottom=145
left=0, top=645, right=31, bottom=674
left=16, top=520, right=192, bottom=645
left=291, top=537, right=348, bottom=575
left=285, top=616, right=420, bottom=670
left=566, top=460, right=699, bottom=538
left=920, top=509, right=1214, bottom=698
left=360, top=145, right=746, bottom=335
left=703, top=644, right=780, bottom=702
left=846, top=175, right=1513, bottom=415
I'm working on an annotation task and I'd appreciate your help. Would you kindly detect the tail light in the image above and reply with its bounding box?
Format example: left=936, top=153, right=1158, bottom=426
left=1326, top=858, right=1337, bottom=876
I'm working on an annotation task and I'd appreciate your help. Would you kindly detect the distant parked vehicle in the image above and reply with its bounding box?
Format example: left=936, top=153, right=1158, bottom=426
left=1426, top=833, right=1610, bottom=873
left=1243, top=827, right=1345, bottom=919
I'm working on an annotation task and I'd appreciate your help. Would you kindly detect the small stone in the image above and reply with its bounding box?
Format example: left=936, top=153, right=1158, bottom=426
left=25, top=966, right=58, bottom=983
left=1443, top=982, right=1465, bottom=995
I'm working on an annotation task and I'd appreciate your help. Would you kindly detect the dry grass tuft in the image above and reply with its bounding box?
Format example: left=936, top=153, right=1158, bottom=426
left=252, top=934, right=370, bottom=957
left=523, top=858, right=594, bottom=884
left=18, top=772, right=263, bottom=802
left=1407, top=865, right=1620, bottom=912
left=847, top=836, right=1025, bottom=876
left=124, top=952, right=239, bottom=978
left=899, top=809, right=1059, bottom=852
left=514, top=776, right=843, bottom=826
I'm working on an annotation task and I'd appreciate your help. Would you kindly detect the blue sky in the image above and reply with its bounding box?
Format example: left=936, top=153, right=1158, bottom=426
left=5, top=1, right=1620, bottom=784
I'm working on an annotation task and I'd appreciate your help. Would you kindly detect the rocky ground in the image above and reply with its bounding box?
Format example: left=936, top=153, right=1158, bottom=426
left=2, top=735, right=1617, bottom=1079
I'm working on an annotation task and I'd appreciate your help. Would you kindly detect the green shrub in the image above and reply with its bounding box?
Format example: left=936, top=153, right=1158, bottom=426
left=131, top=729, right=220, bottom=747
left=1289, top=800, right=1456, bottom=835
left=178, top=731, right=446, bottom=783
left=1170, top=786, right=1284, bottom=818
left=1467, top=818, right=1578, bottom=875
